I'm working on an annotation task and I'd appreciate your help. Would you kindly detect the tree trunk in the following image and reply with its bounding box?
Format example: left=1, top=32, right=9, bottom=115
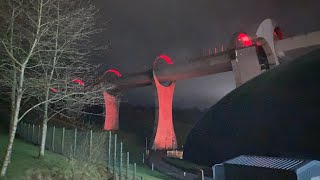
left=0, top=94, right=22, bottom=177
left=39, top=93, right=49, bottom=157
left=0, top=122, right=18, bottom=176
left=9, top=3, right=16, bottom=135
left=9, top=67, right=17, bottom=134
left=39, top=120, right=48, bottom=157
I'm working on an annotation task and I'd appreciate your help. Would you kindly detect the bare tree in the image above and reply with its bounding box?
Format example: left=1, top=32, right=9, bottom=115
left=0, top=0, right=111, bottom=176
left=0, top=0, right=50, bottom=175
left=33, top=0, right=109, bottom=158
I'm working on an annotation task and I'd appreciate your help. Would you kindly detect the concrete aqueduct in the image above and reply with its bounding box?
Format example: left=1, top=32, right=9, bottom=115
left=101, top=19, right=320, bottom=150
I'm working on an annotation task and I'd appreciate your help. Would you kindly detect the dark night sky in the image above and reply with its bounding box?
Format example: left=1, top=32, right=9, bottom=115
left=92, top=0, right=320, bottom=109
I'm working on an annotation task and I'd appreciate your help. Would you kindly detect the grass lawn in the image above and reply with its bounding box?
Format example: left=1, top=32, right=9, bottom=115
left=0, top=127, right=169, bottom=179
left=0, top=109, right=72, bottom=179
left=135, top=165, right=170, bottom=180
left=110, top=130, right=171, bottom=180
left=0, top=132, right=71, bottom=180
left=0, top=131, right=170, bottom=180
left=0, top=102, right=169, bottom=179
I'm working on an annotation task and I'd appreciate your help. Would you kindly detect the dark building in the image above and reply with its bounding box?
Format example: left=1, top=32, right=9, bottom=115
left=184, top=49, right=320, bottom=166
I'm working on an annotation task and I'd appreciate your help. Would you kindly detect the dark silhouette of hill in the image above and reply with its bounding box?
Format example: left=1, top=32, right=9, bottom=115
left=184, top=49, right=320, bottom=166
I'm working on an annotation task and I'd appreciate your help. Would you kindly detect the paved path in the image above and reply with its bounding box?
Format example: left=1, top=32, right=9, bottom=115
left=147, top=151, right=213, bottom=180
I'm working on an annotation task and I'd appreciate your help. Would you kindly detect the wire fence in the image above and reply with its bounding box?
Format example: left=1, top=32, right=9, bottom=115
left=16, top=122, right=145, bottom=180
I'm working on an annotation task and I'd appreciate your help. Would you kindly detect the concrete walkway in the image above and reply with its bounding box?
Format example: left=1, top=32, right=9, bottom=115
left=147, top=151, right=213, bottom=180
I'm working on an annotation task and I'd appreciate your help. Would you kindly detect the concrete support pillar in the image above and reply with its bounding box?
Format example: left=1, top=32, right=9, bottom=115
left=151, top=70, right=177, bottom=150
left=232, top=47, right=262, bottom=87
left=103, top=91, right=120, bottom=130
left=256, top=18, right=279, bottom=66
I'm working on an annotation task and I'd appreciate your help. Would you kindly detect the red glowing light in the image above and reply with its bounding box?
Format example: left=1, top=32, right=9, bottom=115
left=237, top=33, right=252, bottom=47
left=105, top=69, right=122, bottom=77
left=50, top=87, right=57, bottom=93
left=157, top=54, right=173, bottom=65
left=72, top=79, right=85, bottom=86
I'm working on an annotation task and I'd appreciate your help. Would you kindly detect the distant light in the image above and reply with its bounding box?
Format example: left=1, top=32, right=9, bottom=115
left=50, top=87, right=57, bottom=93
left=105, top=69, right=122, bottom=77
left=237, top=33, right=252, bottom=47
left=72, top=79, right=85, bottom=86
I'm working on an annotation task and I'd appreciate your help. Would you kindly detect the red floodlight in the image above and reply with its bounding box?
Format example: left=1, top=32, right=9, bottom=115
left=50, top=87, right=57, bottom=93
left=237, top=33, right=253, bottom=47
left=157, top=54, right=173, bottom=65
left=105, top=69, right=122, bottom=77
left=72, top=79, right=85, bottom=86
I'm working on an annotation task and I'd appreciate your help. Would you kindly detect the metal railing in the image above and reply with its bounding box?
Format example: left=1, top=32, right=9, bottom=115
left=16, top=122, right=145, bottom=180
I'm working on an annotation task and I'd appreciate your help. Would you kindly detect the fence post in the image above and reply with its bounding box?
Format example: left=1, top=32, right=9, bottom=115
left=120, top=142, right=123, bottom=180
left=30, top=124, right=32, bottom=142
left=134, top=163, right=136, bottom=180
left=142, top=153, right=145, bottom=164
left=61, top=127, right=65, bottom=154
left=32, top=124, right=35, bottom=143
left=126, top=152, right=129, bottom=180
left=23, top=123, right=26, bottom=139
left=38, top=125, right=41, bottom=144
left=113, top=134, right=117, bottom=176
left=74, top=128, right=77, bottom=157
left=25, top=124, right=27, bottom=140
left=200, top=169, right=204, bottom=180
left=89, top=130, right=93, bottom=161
left=108, top=131, right=112, bottom=168
left=145, top=137, right=148, bottom=155
left=26, top=123, right=28, bottom=140
left=21, top=123, right=23, bottom=138
left=52, top=126, right=55, bottom=151
left=151, top=163, right=154, bottom=171
left=27, top=124, right=30, bottom=141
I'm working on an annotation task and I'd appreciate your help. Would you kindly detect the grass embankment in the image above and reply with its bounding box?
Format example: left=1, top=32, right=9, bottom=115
left=135, top=165, right=170, bottom=180
left=0, top=114, right=112, bottom=179
left=0, top=133, right=77, bottom=179
left=0, top=111, right=63, bottom=179
left=0, top=125, right=168, bottom=179
left=0, top=130, right=169, bottom=180
left=110, top=130, right=171, bottom=180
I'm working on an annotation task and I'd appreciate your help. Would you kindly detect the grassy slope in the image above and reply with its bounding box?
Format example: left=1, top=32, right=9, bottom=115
left=0, top=114, right=169, bottom=180
left=0, top=132, right=69, bottom=179
left=0, top=133, right=169, bottom=180
left=112, top=131, right=171, bottom=180
left=0, top=109, right=71, bottom=179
